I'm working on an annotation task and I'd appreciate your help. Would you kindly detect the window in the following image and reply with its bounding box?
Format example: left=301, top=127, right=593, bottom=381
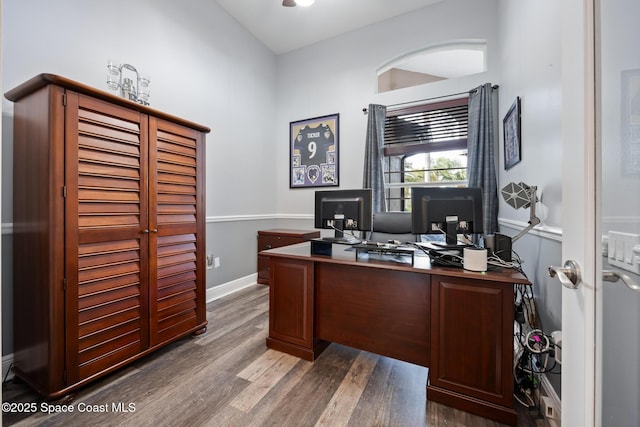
left=383, top=97, right=469, bottom=211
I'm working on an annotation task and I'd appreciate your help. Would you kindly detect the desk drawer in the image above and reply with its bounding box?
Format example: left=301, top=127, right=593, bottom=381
left=257, top=229, right=319, bottom=285
left=258, top=235, right=306, bottom=251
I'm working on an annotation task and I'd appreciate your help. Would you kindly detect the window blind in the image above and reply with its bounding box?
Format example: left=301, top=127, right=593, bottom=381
left=383, top=97, right=469, bottom=156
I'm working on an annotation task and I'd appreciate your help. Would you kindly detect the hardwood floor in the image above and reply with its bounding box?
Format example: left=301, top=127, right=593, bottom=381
left=3, top=284, right=548, bottom=427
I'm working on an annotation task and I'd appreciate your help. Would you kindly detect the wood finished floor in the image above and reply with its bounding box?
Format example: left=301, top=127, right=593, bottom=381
left=3, top=284, right=548, bottom=427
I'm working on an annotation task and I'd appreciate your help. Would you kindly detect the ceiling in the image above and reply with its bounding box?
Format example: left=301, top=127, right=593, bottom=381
left=216, top=0, right=444, bottom=55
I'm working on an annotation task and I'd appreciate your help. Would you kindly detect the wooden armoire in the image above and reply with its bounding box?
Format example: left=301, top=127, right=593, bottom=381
left=5, top=74, right=210, bottom=399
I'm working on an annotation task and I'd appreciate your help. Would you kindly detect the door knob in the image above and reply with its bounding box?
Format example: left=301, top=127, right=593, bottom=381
left=603, top=269, right=640, bottom=292
left=548, top=260, right=581, bottom=289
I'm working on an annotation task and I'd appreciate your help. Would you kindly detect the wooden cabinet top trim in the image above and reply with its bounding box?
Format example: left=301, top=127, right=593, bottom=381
left=5, top=73, right=211, bottom=134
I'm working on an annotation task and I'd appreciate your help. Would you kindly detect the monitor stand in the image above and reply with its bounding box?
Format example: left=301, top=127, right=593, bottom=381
left=429, top=220, right=473, bottom=250
left=429, top=220, right=460, bottom=248
left=321, top=231, right=361, bottom=245
left=321, top=223, right=360, bottom=245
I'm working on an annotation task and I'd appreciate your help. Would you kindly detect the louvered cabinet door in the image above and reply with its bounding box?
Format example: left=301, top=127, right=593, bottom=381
left=64, top=93, right=150, bottom=383
left=148, top=117, right=206, bottom=346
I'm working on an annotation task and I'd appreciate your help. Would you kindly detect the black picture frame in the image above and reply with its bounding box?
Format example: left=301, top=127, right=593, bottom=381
left=290, top=113, right=339, bottom=188
left=503, top=97, right=521, bottom=170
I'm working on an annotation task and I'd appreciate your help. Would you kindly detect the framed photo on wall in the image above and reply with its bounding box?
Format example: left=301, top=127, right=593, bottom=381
left=503, top=97, right=521, bottom=170
left=290, top=113, right=339, bottom=188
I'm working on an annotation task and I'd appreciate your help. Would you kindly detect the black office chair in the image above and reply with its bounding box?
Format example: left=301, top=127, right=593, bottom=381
left=367, top=211, right=417, bottom=243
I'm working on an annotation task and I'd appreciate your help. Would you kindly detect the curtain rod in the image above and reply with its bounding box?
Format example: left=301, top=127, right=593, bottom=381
left=362, top=84, right=499, bottom=114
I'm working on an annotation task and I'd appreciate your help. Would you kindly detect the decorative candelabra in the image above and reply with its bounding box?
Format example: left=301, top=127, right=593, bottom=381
left=107, top=60, right=150, bottom=105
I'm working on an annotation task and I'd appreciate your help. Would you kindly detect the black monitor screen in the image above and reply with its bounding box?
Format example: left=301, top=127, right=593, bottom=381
left=411, top=187, right=483, bottom=246
left=314, top=189, right=372, bottom=243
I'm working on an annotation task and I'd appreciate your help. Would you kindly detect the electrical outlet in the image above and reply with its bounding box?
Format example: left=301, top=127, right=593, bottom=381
left=214, top=257, right=221, bottom=268
left=541, top=396, right=559, bottom=420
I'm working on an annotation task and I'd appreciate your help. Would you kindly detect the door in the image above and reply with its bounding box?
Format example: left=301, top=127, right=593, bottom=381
left=597, top=0, right=640, bottom=425
left=559, top=1, right=640, bottom=425
left=148, top=117, right=207, bottom=346
left=65, top=92, right=150, bottom=383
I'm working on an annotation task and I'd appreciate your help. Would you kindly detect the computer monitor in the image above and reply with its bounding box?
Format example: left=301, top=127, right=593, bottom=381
left=411, top=187, right=484, bottom=247
left=314, top=189, right=372, bottom=244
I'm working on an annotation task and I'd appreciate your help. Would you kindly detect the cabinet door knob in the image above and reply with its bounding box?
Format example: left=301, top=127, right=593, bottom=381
left=142, top=229, right=150, bottom=233
left=151, top=229, right=158, bottom=233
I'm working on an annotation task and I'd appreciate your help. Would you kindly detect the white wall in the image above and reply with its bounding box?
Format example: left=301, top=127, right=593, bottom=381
left=497, top=0, right=562, bottom=229
left=497, top=0, right=563, bottom=397
left=275, top=0, right=501, bottom=218
left=1, top=0, right=278, bottom=352
left=2, top=0, right=279, bottom=218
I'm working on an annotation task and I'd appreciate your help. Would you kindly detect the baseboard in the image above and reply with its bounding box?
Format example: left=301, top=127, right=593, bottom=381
left=206, top=273, right=258, bottom=302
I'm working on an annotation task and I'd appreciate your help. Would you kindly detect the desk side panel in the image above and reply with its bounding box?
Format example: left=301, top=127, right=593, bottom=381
left=315, top=263, right=430, bottom=367
left=268, top=258, right=315, bottom=354
left=429, top=275, right=514, bottom=409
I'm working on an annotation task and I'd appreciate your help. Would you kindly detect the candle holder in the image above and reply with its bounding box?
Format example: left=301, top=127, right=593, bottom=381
left=107, top=60, right=150, bottom=105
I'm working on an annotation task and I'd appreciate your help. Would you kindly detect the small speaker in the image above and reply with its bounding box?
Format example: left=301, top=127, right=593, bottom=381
left=310, top=238, right=332, bottom=256
left=494, top=233, right=512, bottom=262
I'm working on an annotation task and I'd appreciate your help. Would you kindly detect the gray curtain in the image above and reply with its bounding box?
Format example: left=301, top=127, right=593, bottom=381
left=363, top=104, right=387, bottom=213
left=467, top=83, right=499, bottom=234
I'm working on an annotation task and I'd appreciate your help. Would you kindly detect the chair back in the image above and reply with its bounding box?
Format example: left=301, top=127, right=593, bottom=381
left=368, top=211, right=416, bottom=243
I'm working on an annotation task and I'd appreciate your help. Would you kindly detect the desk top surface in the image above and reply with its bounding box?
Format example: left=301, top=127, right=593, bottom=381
left=263, top=241, right=530, bottom=285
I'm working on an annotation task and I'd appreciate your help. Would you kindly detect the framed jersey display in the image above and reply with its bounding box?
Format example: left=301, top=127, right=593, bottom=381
left=290, top=113, right=339, bottom=188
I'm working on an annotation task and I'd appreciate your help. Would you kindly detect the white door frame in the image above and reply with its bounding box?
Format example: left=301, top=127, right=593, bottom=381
left=560, top=0, right=597, bottom=425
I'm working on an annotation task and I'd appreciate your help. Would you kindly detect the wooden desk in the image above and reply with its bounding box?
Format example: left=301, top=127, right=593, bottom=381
left=264, top=242, right=530, bottom=426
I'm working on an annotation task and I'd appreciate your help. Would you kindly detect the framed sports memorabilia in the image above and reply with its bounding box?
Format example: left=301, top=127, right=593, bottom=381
left=290, top=113, right=339, bottom=188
